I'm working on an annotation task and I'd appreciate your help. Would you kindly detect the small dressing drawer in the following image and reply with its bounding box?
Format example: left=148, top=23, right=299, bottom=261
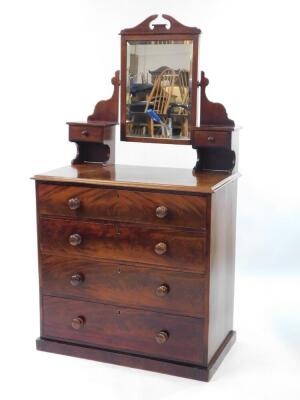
left=69, top=124, right=108, bottom=143
left=40, top=254, right=206, bottom=317
left=39, top=217, right=207, bottom=273
left=192, top=130, right=231, bottom=148
left=37, top=183, right=207, bottom=230
left=42, top=296, right=205, bottom=364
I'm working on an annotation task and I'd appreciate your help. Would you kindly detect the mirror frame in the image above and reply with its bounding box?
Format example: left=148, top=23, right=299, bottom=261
left=120, top=15, right=201, bottom=145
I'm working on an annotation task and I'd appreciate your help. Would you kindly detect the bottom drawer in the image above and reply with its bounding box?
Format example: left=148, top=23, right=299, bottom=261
left=42, top=296, right=204, bottom=364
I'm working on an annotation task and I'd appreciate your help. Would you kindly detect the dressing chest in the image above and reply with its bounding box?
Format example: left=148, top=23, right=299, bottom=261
left=34, top=15, right=239, bottom=381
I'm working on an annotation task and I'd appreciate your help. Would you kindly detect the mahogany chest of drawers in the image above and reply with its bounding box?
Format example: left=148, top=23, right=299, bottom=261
left=34, top=164, right=238, bottom=381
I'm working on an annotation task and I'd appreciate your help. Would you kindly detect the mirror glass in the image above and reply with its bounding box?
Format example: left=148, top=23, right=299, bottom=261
left=126, top=40, right=193, bottom=141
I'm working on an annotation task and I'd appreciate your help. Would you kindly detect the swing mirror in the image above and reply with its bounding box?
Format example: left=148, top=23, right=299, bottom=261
left=120, top=15, right=200, bottom=144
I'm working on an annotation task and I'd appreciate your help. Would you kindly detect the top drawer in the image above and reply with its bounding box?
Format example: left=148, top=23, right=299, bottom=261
left=37, top=184, right=207, bottom=230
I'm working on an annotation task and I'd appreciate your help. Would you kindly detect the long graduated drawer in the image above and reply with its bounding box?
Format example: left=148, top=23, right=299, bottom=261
left=37, top=183, right=208, bottom=230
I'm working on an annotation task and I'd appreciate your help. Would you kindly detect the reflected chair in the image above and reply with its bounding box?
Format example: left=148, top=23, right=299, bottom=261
left=145, top=68, right=176, bottom=137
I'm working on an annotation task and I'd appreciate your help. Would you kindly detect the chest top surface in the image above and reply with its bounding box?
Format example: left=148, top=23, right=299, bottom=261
left=33, top=164, right=239, bottom=194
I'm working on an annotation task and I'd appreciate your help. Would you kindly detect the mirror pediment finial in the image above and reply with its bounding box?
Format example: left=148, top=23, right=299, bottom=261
left=120, top=14, right=201, bottom=35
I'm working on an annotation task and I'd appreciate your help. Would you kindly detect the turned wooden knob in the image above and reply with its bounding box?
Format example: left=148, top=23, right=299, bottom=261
left=70, top=273, right=84, bottom=287
left=68, top=197, right=81, bottom=210
left=156, top=284, right=169, bottom=297
left=155, top=331, right=169, bottom=344
left=81, top=129, right=89, bottom=137
left=154, top=242, right=167, bottom=255
left=69, top=233, right=82, bottom=246
left=156, top=205, right=168, bottom=219
left=207, top=135, right=215, bottom=142
left=71, top=316, right=85, bottom=330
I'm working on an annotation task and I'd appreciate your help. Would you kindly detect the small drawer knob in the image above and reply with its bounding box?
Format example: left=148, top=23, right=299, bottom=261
left=207, top=135, right=215, bottom=142
left=71, top=316, right=85, bottom=330
left=156, top=284, right=169, bottom=297
left=69, top=233, right=82, bottom=246
left=68, top=197, right=81, bottom=210
left=155, top=330, right=169, bottom=344
left=70, top=273, right=84, bottom=287
left=81, top=129, right=89, bottom=137
left=154, top=242, right=167, bottom=255
left=156, top=205, right=168, bottom=219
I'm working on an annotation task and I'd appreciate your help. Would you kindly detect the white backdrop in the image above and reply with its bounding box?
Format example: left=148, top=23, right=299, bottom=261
left=0, top=1, right=299, bottom=399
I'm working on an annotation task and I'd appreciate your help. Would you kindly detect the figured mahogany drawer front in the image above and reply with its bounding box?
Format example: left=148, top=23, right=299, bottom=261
left=193, top=131, right=231, bottom=148
left=40, top=254, right=206, bottom=317
left=69, top=125, right=105, bottom=143
left=39, top=218, right=206, bottom=273
left=42, top=296, right=204, bottom=364
left=37, top=184, right=207, bottom=230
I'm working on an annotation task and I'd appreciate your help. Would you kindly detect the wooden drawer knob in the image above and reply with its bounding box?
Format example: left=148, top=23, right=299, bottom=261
left=156, top=205, right=168, bottom=219
left=71, top=316, right=85, bottom=330
left=154, top=242, right=167, bottom=255
left=69, top=233, right=82, bottom=246
left=155, top=330, right=169, bottom=344
left=156, top=284, right=169, bottom=297
left=81, top=129, right=89, bottom=137
left=207, top=135, right=215, bottom=142
left=70, top=273, right=84, bottom=287
left=68, top=197, right=81, bottom=210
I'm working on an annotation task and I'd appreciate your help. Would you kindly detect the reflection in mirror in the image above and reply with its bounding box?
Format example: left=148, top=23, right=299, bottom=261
left=126, top=40, right=193, bottom=140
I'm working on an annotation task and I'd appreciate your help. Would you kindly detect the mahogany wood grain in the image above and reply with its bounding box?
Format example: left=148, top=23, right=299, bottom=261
left=33, top=164, right=239, bottom=194
left=66, top=120, right=116, bottom=165
left=198, top=71, right=235, bottom=127
left=37, top=183, right=208, bottom=230
left=207, top=181, right=237, bottom=363
left=40, top=254, right=206, bottom=317
left=191, top=71, right=238, bottom=172
left=192, top=125, right=238, bottom=173
left=194, top=147, right=236, bottom=173
left=36, top=331, right=236, bottom=382
left=88, top=70, right=120, bottom=123
left=68, top=124, right=114, bottom=143
left=39, top=217, right=207, bottom=272
left=192, top=130, right=231, bottom=148
left=120, top=14, right=201, bottom=35
left=33, top=13, right=239, bottom=381
left=67, top=69, right=119, bottom=165
left=42, top=296, right=205, bottom=364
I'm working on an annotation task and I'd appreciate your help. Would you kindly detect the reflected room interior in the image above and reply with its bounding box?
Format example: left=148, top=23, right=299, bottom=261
left=126, top=40, right=193, bottom=140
